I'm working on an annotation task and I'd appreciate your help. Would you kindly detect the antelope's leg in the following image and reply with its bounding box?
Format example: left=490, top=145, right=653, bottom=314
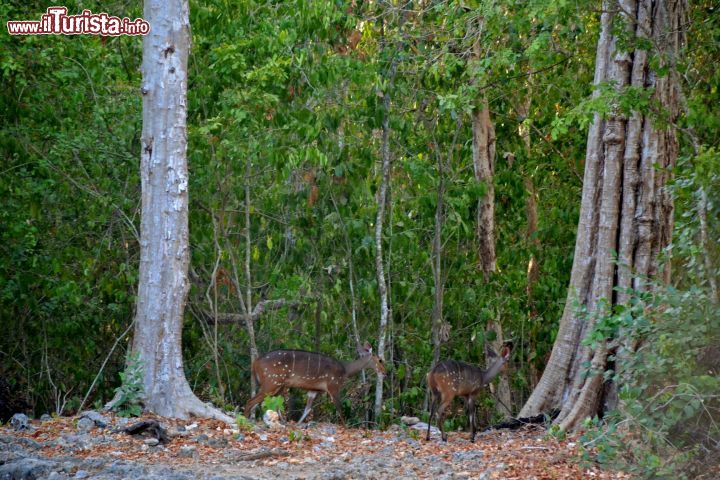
left=244, top=384, right=283, bottom=418
left=327, top=386, right=345, bottom=425
left=297, top=391, right=319, bottom=424
left=467, top=397, right=477, bottom=442
left=437, top=399, right=453, bottom=442
left=427, top=391, right=438, bottom=441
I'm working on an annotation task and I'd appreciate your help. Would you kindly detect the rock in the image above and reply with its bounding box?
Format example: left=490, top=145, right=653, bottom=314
left=452, top=451, right=483, bottom=463
left=79, top=410, right=110, bottom=428
left=47, top=472, right=70, bottom=480
left=103, top=460, right=146, bottom=477
left=176, top=424, right=186, bottom=432
left=76, top=417, right=95, bottom=432
left=321, top=425, right=337, bottom=435
left=57, top=433, right=92, bottom=450
left=40, top=414, right=53, bottom=422
left=0, top=457, right=57, bottom=479
left=194, top=434, right=209, bottom=444
left=178, top=445, right=197, bottom=458
left=10, top=413, right=30, bottom=431
left=144, top=438, right=160, bottom=447
left=74, top=470, right=90, bottom=479
left=410, top=422, right=440, bottom=436
left=235, top=433, right=245, bottom=442
left=262, top=409, right=283, bottom=430
left=185, top=423, right=198, bottom=431
left=208, top=437, right=228, bottom=448
left=258, top=434, right=268, bottom=441
left=400, top=416, right=420, bottom=426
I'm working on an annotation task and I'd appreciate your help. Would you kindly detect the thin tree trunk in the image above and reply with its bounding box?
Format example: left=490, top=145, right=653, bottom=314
left=129, top=0, right=232, bottom=423
left=471, top=29, right=509, bottom=416
left=520, top=0, right=686, bottom=431
left=698, top=187, right=718, bottom=304
left=244, top=158, right=258, bottom=397
left=373, top=59, right=397, bottom=422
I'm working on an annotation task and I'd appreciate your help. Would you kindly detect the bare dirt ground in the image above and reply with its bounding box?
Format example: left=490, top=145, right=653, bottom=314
left=0, top=413, right=629, bottom=479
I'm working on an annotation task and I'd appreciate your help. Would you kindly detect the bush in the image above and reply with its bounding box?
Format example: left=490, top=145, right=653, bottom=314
left=580, top=285, right=720, bottom=479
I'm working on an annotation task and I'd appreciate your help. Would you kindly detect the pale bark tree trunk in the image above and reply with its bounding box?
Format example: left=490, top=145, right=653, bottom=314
left=373, top=60, right=397, bottom=421
left=130, top=0, right=232, bottom=423
left=520, top=0, right=686, bottom=431
left=243, top=158, right=258, bottom=398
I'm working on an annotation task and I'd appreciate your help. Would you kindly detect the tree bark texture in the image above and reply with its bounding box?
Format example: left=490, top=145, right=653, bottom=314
left=519, top=0, right=685, bottom=431
left=132, top=0, right=232, bottom=423
left=472, top=96, right=497, bottom=277
left=373, top=60, right=397, bottom=421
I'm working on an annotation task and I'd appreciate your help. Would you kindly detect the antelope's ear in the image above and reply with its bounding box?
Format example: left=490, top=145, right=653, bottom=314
left=358, top=341, right=372, bottom=355
left=501, top=345, right=511, bottom=360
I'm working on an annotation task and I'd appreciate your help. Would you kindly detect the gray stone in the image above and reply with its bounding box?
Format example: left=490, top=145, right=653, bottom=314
left=76, top=417, right=94, bottom=432
left=40, top=414, right=53, bottom=422
left=400, top=416, right=420, bottom=426
left=57, top=433, right=92, bottom=450
left=144, top=438, right=160, bottom=447
left=452, top=450, right=483, bottom=463
left=321, top=425, right=337, bottom=435
left=207, top=437, right=228, bottom=448
left=10, top=413, right=29, bottom=431
left=79, top=410, right=110, bottom=428
left=74, top=470, right=90, bottom=479
left=0, top=457, right=57, bottom=479
left=178, top=445, right=196, bottom=458
left=194, top=433, right=209, bottom=444
left=235, top=433, right=245, bottom=442
left=47, top=472, right=70, bottom=480
left=102, top=460, right=146, bottom=477
left=410, top=422, right=440, bottom=436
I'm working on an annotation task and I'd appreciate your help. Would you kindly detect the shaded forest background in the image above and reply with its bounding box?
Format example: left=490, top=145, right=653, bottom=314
left=1, top=0, right=718, bottom=475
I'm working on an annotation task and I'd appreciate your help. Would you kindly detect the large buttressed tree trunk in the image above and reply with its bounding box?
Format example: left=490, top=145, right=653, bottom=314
left=132, top=0, right=232, bottom=423
left=520, top=0, right=686, bottom=430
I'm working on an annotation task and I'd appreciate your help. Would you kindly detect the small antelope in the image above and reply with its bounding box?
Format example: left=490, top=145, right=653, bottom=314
left=243, top=342, right=385, bottom=424
left=426, top=344, right=512, bottom=442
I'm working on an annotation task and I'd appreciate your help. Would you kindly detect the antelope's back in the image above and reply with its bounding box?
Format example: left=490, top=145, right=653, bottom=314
left=428, top=359, right=479, bottom=395
left=254, top=350, right=344, bottom=386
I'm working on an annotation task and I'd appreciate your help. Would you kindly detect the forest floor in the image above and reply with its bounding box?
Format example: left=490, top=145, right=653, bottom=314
left=0, top=412, right=629, bottom=479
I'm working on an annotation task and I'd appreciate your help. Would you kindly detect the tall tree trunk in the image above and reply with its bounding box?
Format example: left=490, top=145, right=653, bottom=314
left=472, top=32, right=510, bottom=417
left=130, top=0, right=232, bottom=423
left=520, top=0, right=686, bottom=431
left=244, top=157, right=258, bottom=398
left=517, top=89, right=542, bottom=389
left=373, top=60, right=397, bottom=421
left=472, top=96, right=497, bottom=277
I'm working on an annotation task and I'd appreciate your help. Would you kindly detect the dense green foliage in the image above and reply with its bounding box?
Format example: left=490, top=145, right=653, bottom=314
left=1, top=0, right=718, bottom=475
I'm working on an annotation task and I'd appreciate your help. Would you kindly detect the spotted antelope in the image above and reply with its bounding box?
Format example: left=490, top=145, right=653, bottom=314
left=243, top=342, right=385, bottom=424
left=426, top=344, right=512, bottom=442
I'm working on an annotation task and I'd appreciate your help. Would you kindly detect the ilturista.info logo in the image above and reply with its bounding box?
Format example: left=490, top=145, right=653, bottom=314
left=7, top=7, right=150, bottom=36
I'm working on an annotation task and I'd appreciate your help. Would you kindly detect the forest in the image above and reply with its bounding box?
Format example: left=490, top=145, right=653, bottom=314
left=1, top=0, right=719, bottom=478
